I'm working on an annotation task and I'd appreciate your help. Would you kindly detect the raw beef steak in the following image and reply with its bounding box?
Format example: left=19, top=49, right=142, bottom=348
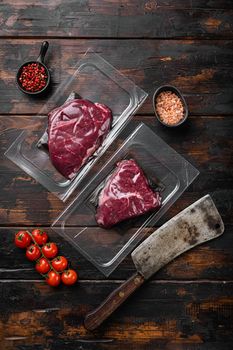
left=48, top=99, right=112, bottom=179
left=96, top=159, right=161, bottom=228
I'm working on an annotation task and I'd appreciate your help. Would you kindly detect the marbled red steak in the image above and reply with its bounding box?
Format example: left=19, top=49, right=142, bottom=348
left=48, top=99, right=112, bottom=179
left=96, top=159, right=161, bottom=228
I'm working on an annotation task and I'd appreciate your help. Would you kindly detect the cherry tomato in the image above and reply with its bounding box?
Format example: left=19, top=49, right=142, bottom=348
left=36, top=257, right=50, bottom=274
left=31, top=229, right=48, bottom=245
left=15, top=230, right=31, bottom=249
left=42, top=243, right=58, bottom=259
left=51, top=256, right=68, bottom=272
left=46, top=271, right=61, bottom=287
left=61, top=269, right=78, bottom=285
left=26, top=244, right=41, bottom=261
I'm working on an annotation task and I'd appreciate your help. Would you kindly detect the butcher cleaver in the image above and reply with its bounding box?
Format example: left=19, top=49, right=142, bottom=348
left=84, top=194, right=224, bottom=330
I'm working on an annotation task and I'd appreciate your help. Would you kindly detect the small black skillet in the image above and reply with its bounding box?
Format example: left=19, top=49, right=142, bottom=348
left=16, top=41, right=50, bottom=95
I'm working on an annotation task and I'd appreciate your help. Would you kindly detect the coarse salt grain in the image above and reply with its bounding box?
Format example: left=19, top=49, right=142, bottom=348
left=155, top=91, right=184, bottom=125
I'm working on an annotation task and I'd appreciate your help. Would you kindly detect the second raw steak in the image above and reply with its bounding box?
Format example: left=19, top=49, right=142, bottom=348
left=96, top=159, right=161, bottom=228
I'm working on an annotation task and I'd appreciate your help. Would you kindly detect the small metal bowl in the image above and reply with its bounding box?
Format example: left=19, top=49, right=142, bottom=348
left=153, top=85, right=188, bottom=127
left=16, top=41, right=50, bottom=96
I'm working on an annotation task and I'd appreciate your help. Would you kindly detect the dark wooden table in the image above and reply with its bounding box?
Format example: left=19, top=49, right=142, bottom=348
left=0, top=1, right=233, bottom=349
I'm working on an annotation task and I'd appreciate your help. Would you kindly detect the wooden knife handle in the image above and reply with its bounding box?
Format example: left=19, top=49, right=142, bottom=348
left=84, top=272, right=144, bottom=331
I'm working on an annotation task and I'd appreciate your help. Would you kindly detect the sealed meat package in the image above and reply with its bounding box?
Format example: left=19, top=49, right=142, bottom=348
left=51, top=123, right=199, bottom=275
left=48, top=99, right=112, bottom=179
left=96, top=159, right=161, bottom=228
left=5, top=50, right=148, bottom=202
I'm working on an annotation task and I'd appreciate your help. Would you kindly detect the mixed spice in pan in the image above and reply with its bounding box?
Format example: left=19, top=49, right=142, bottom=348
left=18, top=63, right=47, bottom=92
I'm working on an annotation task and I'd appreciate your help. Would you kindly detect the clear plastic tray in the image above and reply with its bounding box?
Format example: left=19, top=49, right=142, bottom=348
left=52, top=123, right=199, bottom=276
left=5, top=49, right=148, bottom=201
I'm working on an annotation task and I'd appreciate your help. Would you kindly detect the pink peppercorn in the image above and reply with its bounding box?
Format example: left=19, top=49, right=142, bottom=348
left=19, top=63, right=47, bottom=92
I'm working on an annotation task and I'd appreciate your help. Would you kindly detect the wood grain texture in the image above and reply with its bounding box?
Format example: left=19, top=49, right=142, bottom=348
left=0, top=225, right=232, bottom=281
left=0, top=3, right=233, bottom=349
left=0, top=39, right=233, bottom=115
left=0, top=280, right=233, bottom=349
left=84, top=273, right=145, bottom=330
left=0, top=1, right=233, bottom=38
left=0, top=115, right=232, bottom=226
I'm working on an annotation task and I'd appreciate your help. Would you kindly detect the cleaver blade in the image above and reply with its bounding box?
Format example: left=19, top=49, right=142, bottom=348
left=84, top=195, right=224, bottom=330
left=132, top=194, right=224, bottom=280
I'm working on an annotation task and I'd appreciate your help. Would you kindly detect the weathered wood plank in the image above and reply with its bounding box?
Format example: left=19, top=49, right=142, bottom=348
left=0, top=1, right=233, bottom=38
left=0, top=280, right=233, bottom=349
left=0, top=225, right=232, bottom=281
left=0, top=115, right=232, bottom=226
left=0, top=39, right=233, bottom=115
left=0, top=4, right=232, bottom=350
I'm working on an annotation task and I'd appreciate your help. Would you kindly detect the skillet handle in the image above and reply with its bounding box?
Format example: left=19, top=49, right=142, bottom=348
left=84, top=272, right=144, bottom=331
left=37, top=41, right=49, bottom=64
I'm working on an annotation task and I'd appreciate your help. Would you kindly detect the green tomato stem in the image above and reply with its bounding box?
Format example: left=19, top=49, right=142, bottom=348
left=27, top=230, right=59, bottom=277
